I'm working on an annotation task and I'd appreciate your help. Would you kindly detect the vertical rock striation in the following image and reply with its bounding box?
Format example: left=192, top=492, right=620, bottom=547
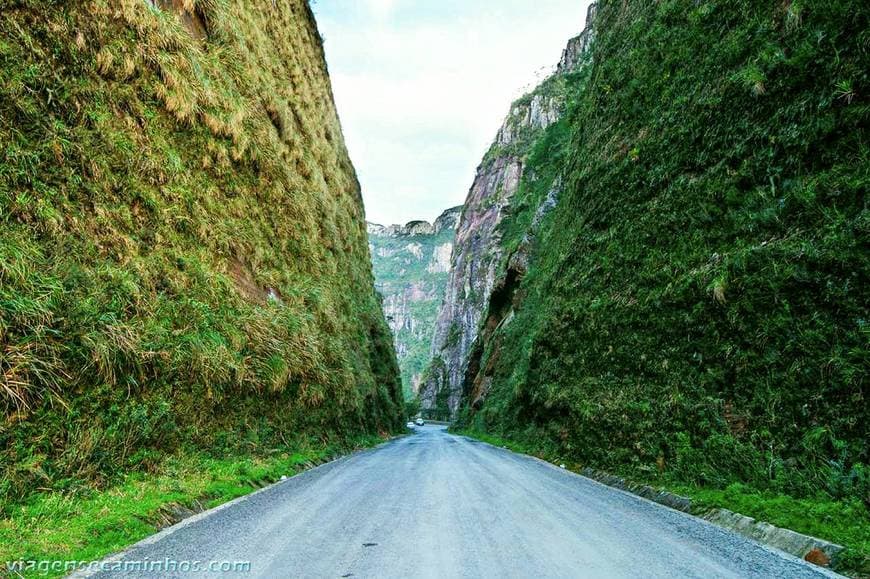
left=420, top=9, right=597, bottom=419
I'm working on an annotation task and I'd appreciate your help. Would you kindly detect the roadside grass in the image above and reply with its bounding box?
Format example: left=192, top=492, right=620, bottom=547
left=668, top=483, right=870, bottom=574
left=0, top=434, right=389, bottom=578
left=455, top=428, right=870, bottom=576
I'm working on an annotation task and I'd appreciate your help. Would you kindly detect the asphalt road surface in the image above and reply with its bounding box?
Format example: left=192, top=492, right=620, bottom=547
left=83, top=425, right=838, bottom=579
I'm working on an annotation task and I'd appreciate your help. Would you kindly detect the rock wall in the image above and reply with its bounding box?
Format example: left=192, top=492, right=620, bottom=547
left=368, top=207, right=461, bottom=395
left=419, top=10, right=597, bottom=419
left=0, top=0, right=403, bottom=501
left=456, top=0, right=869, bottom=512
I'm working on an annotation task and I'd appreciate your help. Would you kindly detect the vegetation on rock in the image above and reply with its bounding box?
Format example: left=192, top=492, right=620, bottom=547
left=451, top=0, right=868, bottom=568
left=419, top=26, right=592, bottom=421
left=368, top=207, right=460, bottom=398
left=0, top=0, right=402, bottom=509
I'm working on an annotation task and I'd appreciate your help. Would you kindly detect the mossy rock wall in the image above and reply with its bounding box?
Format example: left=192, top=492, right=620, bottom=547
left=0, top=0, right=402, bottom=502
left=462, top=0, right=869, bottom=500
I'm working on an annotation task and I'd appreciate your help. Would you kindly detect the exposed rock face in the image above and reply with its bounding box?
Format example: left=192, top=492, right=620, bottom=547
left=420, top=8, right=597, bottom=420
left=422, top=157, right=522, bottom=417
left=557, top=3, right=597, bottom=74
left=445, top=0, right=869, bottom=512
left=428, top=243, right=453, bottom=273
left=368, top=206, right=462, bottom=395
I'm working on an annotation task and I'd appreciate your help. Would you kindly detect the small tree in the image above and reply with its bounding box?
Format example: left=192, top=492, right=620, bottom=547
left=404, top=396, right=421, bottom=420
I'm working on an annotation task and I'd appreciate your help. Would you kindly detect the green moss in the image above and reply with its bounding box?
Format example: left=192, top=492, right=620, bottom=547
left=445, top=322, right=461, bottom=348
left=0, top=434, right=389, bottom=578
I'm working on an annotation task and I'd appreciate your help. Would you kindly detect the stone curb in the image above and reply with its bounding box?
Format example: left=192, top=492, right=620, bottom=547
left=579, top=467, right=845, bottom=570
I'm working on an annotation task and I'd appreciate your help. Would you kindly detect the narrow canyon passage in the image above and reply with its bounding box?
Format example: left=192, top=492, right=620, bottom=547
left=2, top=0, right=865, bottom=575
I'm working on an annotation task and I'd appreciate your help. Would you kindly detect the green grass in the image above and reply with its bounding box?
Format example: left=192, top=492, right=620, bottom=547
left=456, top=428, right=870, bottom=575
left=453, top=429, right=537, bottom=456
left=668, top=483, right=870, bottom=574
left=0, top=434, right=390, bottom=578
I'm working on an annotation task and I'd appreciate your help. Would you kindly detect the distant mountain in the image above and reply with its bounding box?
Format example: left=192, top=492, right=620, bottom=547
left=368, top=207, right=462, bottom=396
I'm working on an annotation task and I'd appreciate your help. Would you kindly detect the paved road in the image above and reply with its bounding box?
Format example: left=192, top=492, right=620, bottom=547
left=85, top=426, right=837, bottom=578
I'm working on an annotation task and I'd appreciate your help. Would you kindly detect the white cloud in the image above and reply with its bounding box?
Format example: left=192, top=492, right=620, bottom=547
left=313, top=0, right=593, bottom=225
left=364, top=0, right=398, bottom=20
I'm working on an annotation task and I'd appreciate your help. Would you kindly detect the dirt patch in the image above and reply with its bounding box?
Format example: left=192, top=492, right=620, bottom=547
left=804, top=548, right=830, bottom=566
left=227, top=257, right=268, bottom=305
left=152, top=0, right=208, bottom=40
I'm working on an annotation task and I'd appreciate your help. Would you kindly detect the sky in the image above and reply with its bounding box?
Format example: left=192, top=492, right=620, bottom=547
left=312, top=0, right=593, bottom=226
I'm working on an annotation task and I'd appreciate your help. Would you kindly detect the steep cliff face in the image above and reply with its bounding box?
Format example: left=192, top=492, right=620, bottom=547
left=368, top=207, right=461, bottom=395
left=459, top=0, right=868, bottom=505
left=419, top=8, right=596, bottom=420
left=0, top=0, right=402, bottom=502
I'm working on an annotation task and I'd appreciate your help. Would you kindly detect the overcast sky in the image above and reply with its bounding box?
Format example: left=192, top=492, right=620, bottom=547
left=312, top=0, right=593, bottom=226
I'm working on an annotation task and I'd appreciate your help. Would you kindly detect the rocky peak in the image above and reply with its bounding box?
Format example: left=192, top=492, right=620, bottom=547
left=405, top=220, right=435, bottom=236
left=493, top=4, right=597, bottom=152
left=434, top=205, right=463, bottom=234
left=557, top=3, right=597, bottom=74
left=368, top=206, right=462, bottom=239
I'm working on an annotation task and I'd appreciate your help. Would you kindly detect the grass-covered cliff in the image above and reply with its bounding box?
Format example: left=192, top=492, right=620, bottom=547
left=0, top=0, right=403, bottom=507
left=458, top=0, right=868, bottom=564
